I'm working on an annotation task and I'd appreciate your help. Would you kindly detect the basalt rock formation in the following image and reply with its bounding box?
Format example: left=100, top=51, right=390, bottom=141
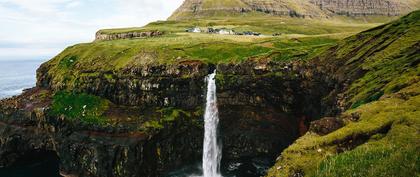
left=169, top=0, right=420, bottom=20
left=309, top=0, right=418, bottom=16
left=95, top=31, right=164, bottom=41
left=0, top=1, right=418, bottom=177
left=0, top=56, right=338, bottom=177
left=0, top=88, right=204, bottom=177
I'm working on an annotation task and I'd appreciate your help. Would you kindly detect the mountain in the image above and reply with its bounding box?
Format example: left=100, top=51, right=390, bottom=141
left=169, top=0, right=420, bottom=20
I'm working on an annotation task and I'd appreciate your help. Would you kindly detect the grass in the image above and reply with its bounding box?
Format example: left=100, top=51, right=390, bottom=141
left=99, top=15, right=382, bottom=36
left=267, top=83, right=420, bottom=177
left=139, top=107, right=202, bottom=133
left=42, top=10, right=390, bottom=91
left=315, top=139, right=419, bottom=177
left=266, top=11, right=420, bottom=177
left=340, top=11, right=420, bottom=108
left=49, top=91, right=110, bottom=125
left=43, top=31, right=345, bottom=90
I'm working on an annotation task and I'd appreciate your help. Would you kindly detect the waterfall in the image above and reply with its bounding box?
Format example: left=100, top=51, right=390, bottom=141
left=202, top=70, right=222, bottom=177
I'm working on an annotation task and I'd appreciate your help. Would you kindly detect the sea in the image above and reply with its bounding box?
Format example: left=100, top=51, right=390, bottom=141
left=0, top=60, right=62, bottom=177
left=0, top=59, right=46, bottom=100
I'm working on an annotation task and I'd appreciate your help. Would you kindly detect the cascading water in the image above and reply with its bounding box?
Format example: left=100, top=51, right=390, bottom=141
left=202, top=70, right=222, bottom=177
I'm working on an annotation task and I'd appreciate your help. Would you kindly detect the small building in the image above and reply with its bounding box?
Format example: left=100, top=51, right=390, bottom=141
left=186, top=27, right=202, bottom=33
left=243, top=31, right=258, bottom=36
left=218, top=28, right=235, bottom=35
left=207, top=27, right=235, bottom=35
left=207, top=27, right=216, bottom=33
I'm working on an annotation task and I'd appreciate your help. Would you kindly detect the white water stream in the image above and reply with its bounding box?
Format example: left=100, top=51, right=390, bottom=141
left=202, top=71, right=222, bottom=177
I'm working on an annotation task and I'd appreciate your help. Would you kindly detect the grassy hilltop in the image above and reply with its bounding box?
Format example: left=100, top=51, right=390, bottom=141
left=45, top=15, right=387, bottom=89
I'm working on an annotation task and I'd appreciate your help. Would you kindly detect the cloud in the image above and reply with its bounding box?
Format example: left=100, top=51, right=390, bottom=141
left=0, top=0, right=184, bottom=60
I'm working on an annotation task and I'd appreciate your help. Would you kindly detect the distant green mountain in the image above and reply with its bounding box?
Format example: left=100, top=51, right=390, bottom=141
left=169, top=0, right=420, bottom=20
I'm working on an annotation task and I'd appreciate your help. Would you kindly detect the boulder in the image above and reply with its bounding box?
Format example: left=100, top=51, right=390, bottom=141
left=309, top=117, right=344, bottom=135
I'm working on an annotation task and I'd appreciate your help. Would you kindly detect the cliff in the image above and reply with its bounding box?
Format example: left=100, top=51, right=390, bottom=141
left=168, top=0, right=327, bottom=19
left=168, top=0, right=420, bottom=20
left=95, top=30, right=164, bottom=41
left=309, top=0, right=419, bottom=16
left=1, top=59, right=332, bottom=176
left=267, top=10, right=420, bottom=177
left=0, top=0, right=418, bottom=176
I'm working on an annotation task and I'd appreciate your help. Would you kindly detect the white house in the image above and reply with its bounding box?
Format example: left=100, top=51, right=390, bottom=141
left=218, top=28, right=235, bottom=35
left=193, top=27, right=201, bottom=33
left=186, top=27, right=202, bottom=33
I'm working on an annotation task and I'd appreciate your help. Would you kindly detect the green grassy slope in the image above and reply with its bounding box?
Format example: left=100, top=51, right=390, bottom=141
left=98, top=15, right=387, bottom=35
left=266, top=10, right=420, bottom=177
left=44, top=15, right=387, bottom=90
left=46, top=13, right=389, bottom=88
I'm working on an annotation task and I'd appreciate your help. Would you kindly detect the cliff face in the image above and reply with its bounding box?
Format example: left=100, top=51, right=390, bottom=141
left=168, top=0, right=327, bottom=19
left=1, top=57, right=339, bottom=177
left=0, top=0, right=417, bottom=175
left=168, top=0, right=419, bottom=20
left=95, top=31, right=164, bottom=41
left=309, top=0, right=415, bottom=16
left=267, top=11, right=420, bottom=177
left=0, top=88, right=204, bottom=177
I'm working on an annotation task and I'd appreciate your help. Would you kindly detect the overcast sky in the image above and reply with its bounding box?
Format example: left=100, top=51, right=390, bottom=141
left=0, top=0, right=184, bottom=60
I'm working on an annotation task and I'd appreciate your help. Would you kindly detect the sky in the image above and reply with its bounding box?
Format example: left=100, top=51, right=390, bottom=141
left=0, top=0, right=184, bottom=61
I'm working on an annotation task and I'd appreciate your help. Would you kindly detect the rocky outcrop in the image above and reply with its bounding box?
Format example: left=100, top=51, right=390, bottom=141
left=95, top=31, right=164, bottom=41
left=168, top=0, right=327, bottom=19
left=309, top=117, right=344, bottom=135
left=168, top=0, right=419, bottom=20
left=2, top=55, right=342, bottom=177
left=3, top=26, right=380, bottom=175
left=309, top=0, right=415, bottom=16
left=0, top=90, right=203, bottom=177
left=37, top=61, right=211, bottom=108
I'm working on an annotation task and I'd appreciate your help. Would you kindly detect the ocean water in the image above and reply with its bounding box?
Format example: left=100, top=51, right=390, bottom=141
left=0, top=60, right=62, bottom=177
left=0, top=60, right=45, bottom=99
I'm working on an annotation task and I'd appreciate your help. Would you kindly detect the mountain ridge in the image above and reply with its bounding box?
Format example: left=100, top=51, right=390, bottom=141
left=169, top=0, right=420, bottom=20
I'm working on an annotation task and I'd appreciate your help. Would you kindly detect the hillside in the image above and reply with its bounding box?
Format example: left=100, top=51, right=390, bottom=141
left=267, top=10, right=420, bottom=177
left=0, top=0, right=418, bottom=177
left=169, top=0, right=420, bottom=20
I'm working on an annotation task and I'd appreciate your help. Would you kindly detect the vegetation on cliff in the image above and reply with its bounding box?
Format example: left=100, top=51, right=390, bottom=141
left=50, top=91, right=110, bottom=125
left=267, top=10, right=420, bottom=177
left=42, top=15, right=385, bottom=91
left=268, top=84, right=420, bottom=177
left=2, top=1, right=419, bottom=177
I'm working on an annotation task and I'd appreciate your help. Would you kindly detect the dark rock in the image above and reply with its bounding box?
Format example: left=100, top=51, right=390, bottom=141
left=95, top=31, right=164, bottom=41
left=309, top=117, right=344, bottom=136
left=342, top=112, right=361, bottom=122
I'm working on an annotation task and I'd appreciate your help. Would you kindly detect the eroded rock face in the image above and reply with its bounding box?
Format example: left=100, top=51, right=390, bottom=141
left=168, top=0, right=419, bottom=20
left=2, top=58, right=341, bottom=177
left=309, top=117, right=344, bottom=136
left=95, top=31, right=164, bottom=41
left=169, top=0, right=326, bottom=19
left=309, top=0, right=413, bottom=16
left=0, top=96, right=203, bottom=177
left=37, top=61, right=211, bottom=109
